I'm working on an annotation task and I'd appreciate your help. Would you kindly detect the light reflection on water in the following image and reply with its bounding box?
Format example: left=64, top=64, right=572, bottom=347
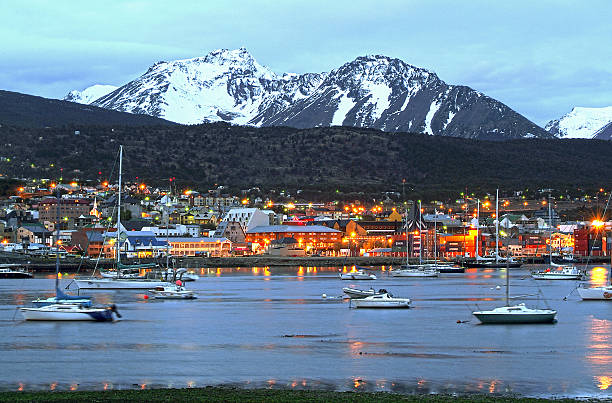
left=589, top=266, right=609, bottom=287
left=1, top=265, right=612, bottom=397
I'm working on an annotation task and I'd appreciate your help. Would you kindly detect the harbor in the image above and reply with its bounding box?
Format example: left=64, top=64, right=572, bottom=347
left=1, top=264, right=611, bottom=398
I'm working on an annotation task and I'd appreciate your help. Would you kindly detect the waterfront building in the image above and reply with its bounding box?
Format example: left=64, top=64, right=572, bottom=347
left=167, top=237, right=231, bottom=257
left=246, top=225, right=342, bottom=253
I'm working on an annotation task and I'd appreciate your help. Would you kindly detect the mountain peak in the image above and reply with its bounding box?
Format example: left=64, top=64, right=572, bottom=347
left=546, top=106, right=612, bottom=139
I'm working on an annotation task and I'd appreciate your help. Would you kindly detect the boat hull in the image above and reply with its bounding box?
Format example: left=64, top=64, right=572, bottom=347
left=463, top=262, right=522, bottom=268
left=353, top=300, right=410, bottom=308
left=390, top=271, right=438, bottom=277
left=75, top=279, right=171, bottom=289
left=531, top=274, right=582, bottom=280
left=473, top=312, right=556, bottom=324
left=0, top=272, right=33, bottom=279
left=577, top=287, right=612, bottom=300
left=151, top=292, right=197, bottom=299
left=20, top=306, right=113, bottom=321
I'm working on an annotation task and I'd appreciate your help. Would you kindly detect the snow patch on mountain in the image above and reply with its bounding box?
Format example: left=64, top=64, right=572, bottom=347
left=546, top=106, right=612, bottom=139
left=64, top=84, right=118, bottom=104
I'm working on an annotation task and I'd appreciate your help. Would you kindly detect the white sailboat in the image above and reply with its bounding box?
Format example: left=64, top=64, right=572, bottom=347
left=472, top=191, right=557, bottom=324
left=464, top=190, right=521, bottom=268
left=390, top=202, right=439, bottom=278
left=21, top=189, right=119, bottom=321
left=74, top=145, right=171, bottom=290
left=532, top=196, right=584, bottom=280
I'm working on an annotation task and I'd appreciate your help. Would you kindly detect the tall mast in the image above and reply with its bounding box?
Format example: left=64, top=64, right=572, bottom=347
left=548, top=194, right=553, bottom=265
left=405, top=206, right=409, bottom=267
left=419, top=200, right=422, bottom=265
left=495, top=188, right=499, bottom=263
left=434, top=208, right=437, bottom=264
left=505, top=242, right=510, bottom=306
left=166, top=181, right=170, bottom=270
left=116, top=145, right=123, bottom=272
left=475, top=199, right=480, bottom=259
left=54, top=185, right=61, bottom=294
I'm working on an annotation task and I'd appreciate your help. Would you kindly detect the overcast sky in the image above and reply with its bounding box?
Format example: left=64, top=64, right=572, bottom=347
left=1, top=0, right=610, bottom=125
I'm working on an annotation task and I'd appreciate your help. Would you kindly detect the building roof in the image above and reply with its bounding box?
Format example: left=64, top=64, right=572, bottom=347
left=247, top=225, right=341, bottom=234
left=167, top=237, right=230, bottom=243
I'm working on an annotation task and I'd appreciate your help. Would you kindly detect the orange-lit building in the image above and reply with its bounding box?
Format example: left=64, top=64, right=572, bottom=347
left=246, top=225, right=342, bottom=252
left=167, top=237, right=232, bottom=257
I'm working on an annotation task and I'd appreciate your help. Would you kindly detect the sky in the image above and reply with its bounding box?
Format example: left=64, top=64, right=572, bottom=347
left=0, top=0, right=610, bottom=126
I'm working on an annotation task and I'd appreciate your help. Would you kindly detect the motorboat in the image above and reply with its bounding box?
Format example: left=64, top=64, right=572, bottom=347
left=472, top=304, right=557, bottom=324
left=531, top=266, right=584, bottom=280
left=342, top=287, right=387, bottom=299
left=181, top=271, right=200, bottom=281
left=390, top=266, right=439, bottom=277
left=0, top=265, right=33, bottom=279
left=149, top=281, right=197, bottom=299
left=352, top=292, right=411, bottom=309
left=339, top=269, right=376, bottom=280
left=577, top=285, right=612, bottom=300
left=20, top=303, right=120, bottom=321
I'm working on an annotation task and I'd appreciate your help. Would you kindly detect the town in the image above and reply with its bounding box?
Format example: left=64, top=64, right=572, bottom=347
left=1, top=178, right=609, bottom=264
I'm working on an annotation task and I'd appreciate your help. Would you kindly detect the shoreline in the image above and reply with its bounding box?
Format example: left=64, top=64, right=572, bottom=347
left=2, top=251, right=608, bottom=271
left=0, top=387, right=600, bottom=402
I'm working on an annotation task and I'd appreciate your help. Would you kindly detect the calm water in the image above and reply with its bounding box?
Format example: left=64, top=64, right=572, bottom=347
left=0, top=264, right=611, bottom=397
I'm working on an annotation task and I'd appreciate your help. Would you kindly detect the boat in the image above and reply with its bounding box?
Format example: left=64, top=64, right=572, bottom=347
left=20, top=303, right=119, bottom=321
left=463, top=191, right=522, bottom=268
left=342, top=287, right=387, bottom=299
left=390, top=266, right=439, bottom=277
left=74, top=146, right=172, bottom=290
left=422, top=262, right=464, bottom=273
left=149, top=281, right=197, bottom=299
left=472, top=304, right=556, bottom=324
left=472, top=191, right=557, bottom=325
left=352, top=292, right=411, bottom=308
left=531, top=266, right=584, bottom=280
left=149, top=267, right=197, bottom=299
left=0, top=265, right=33, bottom=279
left=390, top=205, right=440, bottom=278
left=531, top=198, right=584, bottom=280
left=339, top=269, right=376, bottom=280
left=20, top=188, right=119, bottom=321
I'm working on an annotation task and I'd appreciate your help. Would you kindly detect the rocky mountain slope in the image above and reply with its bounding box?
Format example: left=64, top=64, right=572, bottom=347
left=545, top=106, right=612, bottom=139
left=65, top=48, right=551, bottom=139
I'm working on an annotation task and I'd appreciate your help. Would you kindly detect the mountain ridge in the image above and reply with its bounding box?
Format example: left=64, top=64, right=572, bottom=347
left=65, top=48, right=551, bottom=140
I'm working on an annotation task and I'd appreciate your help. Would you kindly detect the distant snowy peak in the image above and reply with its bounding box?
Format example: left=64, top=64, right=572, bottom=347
left=65, top=48, right=551, bottom=139
left=64, top=84, right=118, bottom=104
left=546, top=106, right=612, bottom=139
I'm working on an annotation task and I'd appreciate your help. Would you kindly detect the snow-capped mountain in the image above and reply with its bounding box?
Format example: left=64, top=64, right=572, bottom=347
left=64, top=84, right=118, bottom=104
left=65, top=48, right=550, bottom=139
left=545, top=106, right=612, bottom=139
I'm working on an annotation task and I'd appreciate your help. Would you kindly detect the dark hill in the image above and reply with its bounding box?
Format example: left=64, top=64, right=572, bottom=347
left=0, top=90, right=175, bottom=128
left=0, top=123, right=610, bottom=199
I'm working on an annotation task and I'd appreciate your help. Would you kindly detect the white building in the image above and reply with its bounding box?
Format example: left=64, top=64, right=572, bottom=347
left=215, top=208, right=270, bottom=236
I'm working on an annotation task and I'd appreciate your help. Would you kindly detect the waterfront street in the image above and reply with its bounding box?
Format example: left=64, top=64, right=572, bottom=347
left=0, top=265, right=610, bottom=398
